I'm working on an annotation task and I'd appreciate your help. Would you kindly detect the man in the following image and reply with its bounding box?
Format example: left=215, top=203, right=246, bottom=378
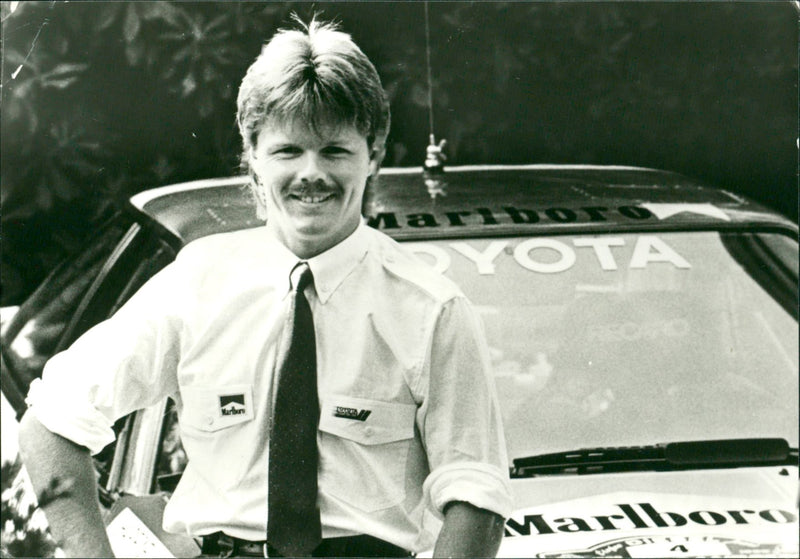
left=19, top=18, right=512, bottom=558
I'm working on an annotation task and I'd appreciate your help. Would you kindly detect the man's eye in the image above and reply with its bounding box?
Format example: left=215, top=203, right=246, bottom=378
left=323, top=146, right=350, bottom=156
left=273, top=146, right=301, bottom=156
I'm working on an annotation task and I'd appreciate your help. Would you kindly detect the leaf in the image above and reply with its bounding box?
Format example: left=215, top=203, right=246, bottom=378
left=171, top=45, right=193, bottom=64
left=410, top=83, right=431, bottom=108
left=220, top=82, right=234, bottom=100
left=42, top=63, right=89, bottom=88
left=160, top=65, right=177, bottom=80
left=5, top=97, right=38, bottom=134
left=34, top=182, right=54, bottom=211
left=161, top=32, right=188, bottom=43
left=198, top=92, right=214, bottom=118
left=181, top=73, right=197, bottom=97
left=150, top=155, right=175, bottom=182
left=51, top=62, right=89, bottom=74
left=3, top=48, right=27, bottom=66
left=95, top=3, right=123, bottom=31
left=205, top=14, right=230, bottom=35
left=123, top=3, right=141, bottom=43
left=9, top=78, right=36, bottom=100
left=125, top=39, right=145, bottom=66
left=202, top=64, right=218, bottom=83
left=142, top=1, right=185, bottom=26
left=42, top=77, right=79, bottom=90
left=53, top=33, right=70, bottom=57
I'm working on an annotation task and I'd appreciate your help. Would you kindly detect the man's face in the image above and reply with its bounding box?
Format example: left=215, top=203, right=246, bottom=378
left=250, top=120, right=375, bottom=258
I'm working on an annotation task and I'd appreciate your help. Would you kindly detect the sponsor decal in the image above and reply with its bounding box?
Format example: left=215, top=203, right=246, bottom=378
left=504, top=502, right=797, bottom=538
left=367, top=205, right=654, bottom=230
left=407, top=236, right=691, bottom=276
left=641, top=203, right=730, bottom=222
left=219, top=394, right=246, bottom=416
left=535, top=535, right=785, bottom=558
left=334, top=406, right=372, bottom=421
left=368, top=203, right=732, bottom=229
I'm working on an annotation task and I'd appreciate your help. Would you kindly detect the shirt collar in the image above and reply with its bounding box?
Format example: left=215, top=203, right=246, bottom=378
left=306, top=222, right=369, bottom=304
left=262, top=231, right=302, bottom=298
left=265, top=222, right=370, bottom=304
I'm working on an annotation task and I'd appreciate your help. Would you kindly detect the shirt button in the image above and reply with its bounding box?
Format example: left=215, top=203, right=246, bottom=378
left=364, top=426, right=374, bottom=437
left=205, top=416, right=214, bottom=426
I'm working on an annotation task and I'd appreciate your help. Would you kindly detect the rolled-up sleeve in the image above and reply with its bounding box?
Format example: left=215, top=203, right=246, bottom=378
left=418, top=295, right=513, bottom=520
left=25, top=261, right=185, bottom=455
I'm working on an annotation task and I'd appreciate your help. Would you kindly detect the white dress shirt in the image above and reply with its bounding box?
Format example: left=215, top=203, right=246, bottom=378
left=27, top=222, right=512, bottom=552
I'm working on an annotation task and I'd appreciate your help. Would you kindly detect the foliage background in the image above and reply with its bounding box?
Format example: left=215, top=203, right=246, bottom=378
left=1, top=1, right=798, bottom=306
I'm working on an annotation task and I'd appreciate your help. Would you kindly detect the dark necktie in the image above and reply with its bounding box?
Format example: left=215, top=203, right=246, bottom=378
left=267, top=263, right=322, bottom=557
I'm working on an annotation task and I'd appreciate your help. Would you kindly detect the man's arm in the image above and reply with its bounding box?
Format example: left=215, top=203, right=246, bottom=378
left=18, top=412, right=115, bottom=558
left=433, top=501, right=505, bottom=558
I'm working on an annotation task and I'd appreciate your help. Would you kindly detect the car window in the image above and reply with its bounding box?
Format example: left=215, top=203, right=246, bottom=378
left=1, top=216, right=132, bottom=413
left=2, top=216, right=177, bottom=414
left=55, top=224, right=176, bottom=353
left=150, top=230, right=798, bottom=493
left=405, top=231, right=799, bottom=461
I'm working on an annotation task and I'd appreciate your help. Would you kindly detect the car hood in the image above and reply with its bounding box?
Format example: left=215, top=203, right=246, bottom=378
left=496, top=466, right=798, bottom=557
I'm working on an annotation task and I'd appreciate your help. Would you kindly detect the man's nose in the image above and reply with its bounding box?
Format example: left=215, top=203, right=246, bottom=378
left=297, top=153, right=326, bottom=184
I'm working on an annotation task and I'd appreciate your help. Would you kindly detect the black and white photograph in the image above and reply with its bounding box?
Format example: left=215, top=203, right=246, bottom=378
left=1, top=2, right=798, bottom=557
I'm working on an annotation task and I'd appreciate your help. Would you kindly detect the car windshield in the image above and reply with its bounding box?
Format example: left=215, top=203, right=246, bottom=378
left=403, top=231, right=799, bottom=463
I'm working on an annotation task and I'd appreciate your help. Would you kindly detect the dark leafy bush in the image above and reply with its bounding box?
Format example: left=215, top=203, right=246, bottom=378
left=1, top=2, right=797, bottom=305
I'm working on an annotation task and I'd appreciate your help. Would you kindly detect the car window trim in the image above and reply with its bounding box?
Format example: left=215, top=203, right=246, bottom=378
left=721, top=231, right=799, bottom=320
left=115, top=400, right=169, bottom=496
left=383, top=220, right=799, bottom=243
left=54, top=223, right=142, bottom=354
left=107, top=241, right=176, bottom=318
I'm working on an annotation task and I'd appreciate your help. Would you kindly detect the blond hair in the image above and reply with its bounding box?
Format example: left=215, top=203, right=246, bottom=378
left=237, top=16, right=390, bottom=169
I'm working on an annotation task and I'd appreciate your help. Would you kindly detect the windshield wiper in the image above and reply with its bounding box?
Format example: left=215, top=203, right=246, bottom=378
left=511, top=438, right=797, bottom=478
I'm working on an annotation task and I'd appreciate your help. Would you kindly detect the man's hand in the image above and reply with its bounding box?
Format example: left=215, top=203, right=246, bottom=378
left=18, top=412, right=115, bottom=558
left=433, top=501, right=505, bottom=558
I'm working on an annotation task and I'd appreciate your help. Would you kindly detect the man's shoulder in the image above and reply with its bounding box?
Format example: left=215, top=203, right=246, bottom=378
left=177, top=228, right=266, bottom=267
left=165, top=228, right=273, bottom=293
left=365, top=227, right=463, bottom=304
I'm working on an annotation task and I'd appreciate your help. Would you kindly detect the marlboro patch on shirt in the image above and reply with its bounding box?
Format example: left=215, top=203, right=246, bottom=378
left=220, top=394, right=246, bottom=416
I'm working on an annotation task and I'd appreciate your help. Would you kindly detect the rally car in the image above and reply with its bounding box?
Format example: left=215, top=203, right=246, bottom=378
left=2, top=165, right=798, bottom=557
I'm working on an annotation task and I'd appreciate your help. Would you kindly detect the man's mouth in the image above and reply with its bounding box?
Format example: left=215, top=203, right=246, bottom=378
left=292, top=192, right=335, bottom=204
left=288, top=186, right=337, bottom=204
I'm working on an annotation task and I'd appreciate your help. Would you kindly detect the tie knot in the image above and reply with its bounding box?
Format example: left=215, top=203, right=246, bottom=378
left=291, top=262, right=314, bottom=293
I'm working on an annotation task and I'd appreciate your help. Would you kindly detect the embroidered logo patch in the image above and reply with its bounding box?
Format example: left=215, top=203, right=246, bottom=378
left=220, top=394, right=246, bottom=416
left=334, top=406, right=372, bottom=421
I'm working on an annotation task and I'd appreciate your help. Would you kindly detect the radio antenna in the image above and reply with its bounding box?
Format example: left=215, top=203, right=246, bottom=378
left=424, top=1, right=436, bottom=144
left=423, top=1, right=447, bottom=175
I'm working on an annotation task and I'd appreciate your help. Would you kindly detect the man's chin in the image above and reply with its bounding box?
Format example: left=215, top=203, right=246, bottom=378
left=267, top=213, right=359, bottom=255
left=286, top=224, right=352, bottom=256
left=291, top=220, right=337, bottom=239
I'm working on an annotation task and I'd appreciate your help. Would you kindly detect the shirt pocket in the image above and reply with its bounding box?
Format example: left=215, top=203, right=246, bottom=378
left=179, top=384, right=254, bottom=487
left=318, top=396, right=417, bottom=512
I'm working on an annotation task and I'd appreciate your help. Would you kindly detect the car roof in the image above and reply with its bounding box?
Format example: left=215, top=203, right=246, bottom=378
left=129, top=165, right=797, bottom=247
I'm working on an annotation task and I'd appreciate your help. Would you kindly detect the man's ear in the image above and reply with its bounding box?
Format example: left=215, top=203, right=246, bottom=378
left=368, top=146, right=384, bottom=176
